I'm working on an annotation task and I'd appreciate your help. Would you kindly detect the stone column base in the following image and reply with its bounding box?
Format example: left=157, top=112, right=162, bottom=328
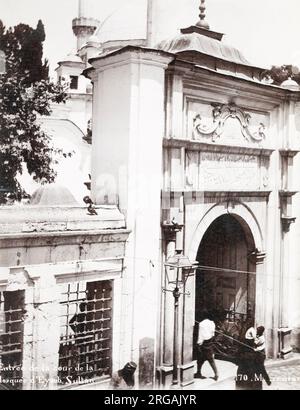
left=156, top=362, right=195, bottom=388
left=156, top=365, right=173, bottom=389
left=278, top=328, right=293, bottom=359
left=179, top=362, right=195, bottom=387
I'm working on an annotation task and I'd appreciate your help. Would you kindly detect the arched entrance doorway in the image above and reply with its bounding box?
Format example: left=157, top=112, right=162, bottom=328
left=195, top=214, right=256, bottom=328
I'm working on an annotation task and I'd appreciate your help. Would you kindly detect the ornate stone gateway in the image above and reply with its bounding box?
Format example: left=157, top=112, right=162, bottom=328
left=86, top=0, right=300, bottom=389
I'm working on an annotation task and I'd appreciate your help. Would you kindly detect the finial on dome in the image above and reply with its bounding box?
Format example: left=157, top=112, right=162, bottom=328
left=196, top=0, right=210, bottom=30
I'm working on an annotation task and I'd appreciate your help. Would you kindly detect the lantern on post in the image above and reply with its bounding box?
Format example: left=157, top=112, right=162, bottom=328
left=164, top=249, right=198, bottom=386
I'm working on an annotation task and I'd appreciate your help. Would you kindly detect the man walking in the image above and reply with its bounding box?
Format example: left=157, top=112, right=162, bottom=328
left=195, top=310, right=219, bottom=381
left=254, top=326, right=271, bottom=388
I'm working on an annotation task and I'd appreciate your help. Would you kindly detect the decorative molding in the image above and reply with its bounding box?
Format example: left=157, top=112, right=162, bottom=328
left=163, top=138, right=274, bottom=157
left=89, top=46, right=174, bottom=73
left=279, top=190, right=298, bottom=199
left=161, top=190, right=271, bottom=200
left=193, top=103, right=267, bottom=143
left=162, top=222, right=184, bottom=242
left=281, top=216, right=296, bottom=233
left=279, top=149, right=300, bottom=158
left=248, top=250, right=266, bottom=265
left=0, top=259, right=124, bottom=286
left=0, top=229, right=130, bottom=249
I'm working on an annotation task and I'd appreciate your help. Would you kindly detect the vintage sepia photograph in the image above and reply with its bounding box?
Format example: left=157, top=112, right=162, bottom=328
left=0, top=0, right=300, bottom=393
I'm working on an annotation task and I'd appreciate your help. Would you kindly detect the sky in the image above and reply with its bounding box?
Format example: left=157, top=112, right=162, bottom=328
left=0, top=0, right=300, bottom=77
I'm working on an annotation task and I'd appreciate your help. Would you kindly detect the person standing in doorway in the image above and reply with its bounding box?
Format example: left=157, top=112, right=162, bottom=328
left=195, top=310, right=219, bottom=381
left=254, top=326, right=271, bottom=388
left=244, top=316, right=256, bottom=348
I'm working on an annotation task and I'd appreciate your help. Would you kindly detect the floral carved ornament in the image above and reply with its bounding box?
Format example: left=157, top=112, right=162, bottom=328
left=193, top=103, right=266, bottom=143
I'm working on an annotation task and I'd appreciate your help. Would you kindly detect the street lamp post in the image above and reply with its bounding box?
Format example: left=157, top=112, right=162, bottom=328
left=164, top=249, right=199, bottom=387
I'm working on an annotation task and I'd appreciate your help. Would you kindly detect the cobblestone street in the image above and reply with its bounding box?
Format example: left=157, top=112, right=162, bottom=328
left=190, top=356, right=300, bottom=390
left=265, top=361, right=300, bottom=390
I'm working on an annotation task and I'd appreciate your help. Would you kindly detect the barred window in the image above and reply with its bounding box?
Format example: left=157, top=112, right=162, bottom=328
left=58, top=280, right=113, bottom=386
left=70, top=75, right=78, bottom=90
left=0, top=291, right=24, bottom=390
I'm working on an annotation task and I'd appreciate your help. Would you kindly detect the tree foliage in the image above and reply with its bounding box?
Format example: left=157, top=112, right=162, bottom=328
left=262, top=64, right=300, bottom=86
left=0, top=20, right=68, bottom=203
left=0, top=19, right=49, bottom=85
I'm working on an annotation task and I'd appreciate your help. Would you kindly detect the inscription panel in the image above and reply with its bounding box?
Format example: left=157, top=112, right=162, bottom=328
left=164, top=145, right=270, bottom=192
left=197, top=152, right=260, bottom=191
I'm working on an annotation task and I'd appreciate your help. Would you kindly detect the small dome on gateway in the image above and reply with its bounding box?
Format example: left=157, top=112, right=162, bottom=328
left=158, top=32, right=250, bottom=66
left=30, top=184, right=79, bottom=206
left=157, top=0, right=250, bottom=67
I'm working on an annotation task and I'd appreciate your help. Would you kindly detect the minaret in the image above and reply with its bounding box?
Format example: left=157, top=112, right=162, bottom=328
left=78, top=0, right=86, bottom=18
left=72, top=0, right=100, bottom=51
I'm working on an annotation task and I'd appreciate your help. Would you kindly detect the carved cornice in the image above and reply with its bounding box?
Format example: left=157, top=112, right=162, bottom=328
left=161, top=222, right=184, bottom=241
left=279, top=190, right=298, bottom=199
left=163, top=138, right=274, bottom=157
left=182, top=65, right=289, bottom=105
left=279, top=191, right=297, bottom=233
left=202, top=191, right=271, bottom=199
left=161, top=190, right=271, bottom=200
left=279, top=149, right=300, bottom=158
left=88, top=46, right=174, bottom=72
left=281, top=216, right=296, bottom=233
left=193, top=103, right=266, bottom=143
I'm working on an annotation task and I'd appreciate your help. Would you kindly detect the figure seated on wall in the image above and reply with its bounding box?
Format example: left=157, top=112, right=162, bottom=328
left=110, top=362, right=137, bottom=390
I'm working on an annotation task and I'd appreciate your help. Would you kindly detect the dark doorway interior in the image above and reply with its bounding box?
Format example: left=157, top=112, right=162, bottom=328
left=194, top=215, right=256, bottom=360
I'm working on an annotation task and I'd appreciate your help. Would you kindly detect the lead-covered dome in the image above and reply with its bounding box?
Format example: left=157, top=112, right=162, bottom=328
left=57, top=53, right=84, bottom=66
left=157, top=0, right=251, bottom=68
left=158, top=30, right=250, bottom=66
left=30, top=184, right=79, bottom=206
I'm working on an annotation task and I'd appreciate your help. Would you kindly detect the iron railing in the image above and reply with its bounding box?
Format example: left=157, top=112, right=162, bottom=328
left=0, top=291, right=24, bottom=390
left=58, top=280, right=113, bottom=385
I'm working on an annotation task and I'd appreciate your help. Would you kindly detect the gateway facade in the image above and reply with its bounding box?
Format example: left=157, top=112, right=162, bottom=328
left=1, top=1, right=300, bottom=390
left=87, top=4, right=300, bottom=387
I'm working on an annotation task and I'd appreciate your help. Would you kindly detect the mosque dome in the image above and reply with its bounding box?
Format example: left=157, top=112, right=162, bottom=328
left=280, top=77, right=300, bottom=91
left=57, top=53, right=84, bottom=66
left=30, top=184, right=79, bottom=206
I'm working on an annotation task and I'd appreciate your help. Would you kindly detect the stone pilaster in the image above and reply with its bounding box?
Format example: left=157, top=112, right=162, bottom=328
left=30, top=272, right=61, bottom=390
left=278, top=190, right=297, bottom=358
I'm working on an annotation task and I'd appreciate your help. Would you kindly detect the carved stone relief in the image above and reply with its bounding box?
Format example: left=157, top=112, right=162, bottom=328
left=191, top=103, right=267, bottom=145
